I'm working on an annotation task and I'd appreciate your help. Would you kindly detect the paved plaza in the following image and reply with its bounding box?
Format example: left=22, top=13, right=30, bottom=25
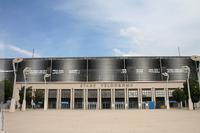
left=4, top=109, right=200, bottom=133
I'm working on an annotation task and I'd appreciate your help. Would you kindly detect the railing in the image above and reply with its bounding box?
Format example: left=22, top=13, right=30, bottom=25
left=102, top=102, right=111, bottom=109
left=61, top=102, right=70, bottom=109
left=115, top=102, right=125, bottom=109
left=88, top=102, right=97, bottom=110
left=129, top=102, right=139, bottom=109
left=74, top=102, right=83, bottom=109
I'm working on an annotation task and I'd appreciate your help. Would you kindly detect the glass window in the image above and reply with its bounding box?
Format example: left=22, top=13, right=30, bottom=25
left=155, top=89, right=165, bottom=97
left=142, top=89, right=151, bottom=97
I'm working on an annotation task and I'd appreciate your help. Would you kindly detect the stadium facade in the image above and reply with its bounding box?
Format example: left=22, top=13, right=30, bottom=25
left=0, top=56, right=199, bottom=110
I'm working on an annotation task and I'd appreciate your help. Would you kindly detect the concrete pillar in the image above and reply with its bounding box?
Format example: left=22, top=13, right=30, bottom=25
left=111, top=89, right=115, bottom=109
left=165, top=88, right=170, bottom=109
left=139, top=88, right=142, bottom=109
left=152, top=88, right=156, bottom=102
left=151, top=88, right=156, bottom=109
left=56, top=89, right=59, bottom=109
left=83, top=89, right=86, bottom=110
left=56, top=89, right=61, bottom=109
left=99, top=89, right=102, bottom=109
left=44, top=89, right=48, bottom=110
left=60, top=89, right=62, bottom=109
left=70, top=88, right=73, bottom=110
left=97, top=89, right=99, bottom=110
left=85, top=89, right=88, bottom=110
left=124, top=88, right=127, bottom=109
left=128, top=88, right=130, bottom=109
left=31, top=89, right=36, bottom=109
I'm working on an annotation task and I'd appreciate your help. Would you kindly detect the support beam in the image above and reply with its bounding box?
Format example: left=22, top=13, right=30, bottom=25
left=165, top=88, right=170, bottom=109
left=70, top=88, right=73, bottom=110
left=56, top=89, right=61, bottom=109
left=83, top=89, right=86, bottom=110
left=99, top=89, right=102, bottom=110
left=139, top=88, right=142, bottom=109
left=111, top=89, right=115, bottom=110
left=152, top=88, right=156, bottom=102
left=44, top=89, right=48, bottom=110
left=97, top=89, right=99, bottom=110
left=85, top=89, right=88, bottom=110
left=31, top=89, right=35, bottom=109
left=124, top=88, right=127, bottom=109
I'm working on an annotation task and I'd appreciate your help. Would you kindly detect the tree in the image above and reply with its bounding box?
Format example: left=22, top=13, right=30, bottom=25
left=34, top=90, right=44, bottom=108
left=183, top=78, right=200, bottom=104
left=172, top=88, right=186, bottom=108
left=19, top=86, right=32, bottom=108
left=2, top=80, right=13, bottom=102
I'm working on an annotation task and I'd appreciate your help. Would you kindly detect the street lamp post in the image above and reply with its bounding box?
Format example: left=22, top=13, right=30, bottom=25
left=44, top=74, right=51, bottom=111
left=162, top=72, right=170, bottom=109
left=182, top=66, right=193, bottom=110
left=10, top=58, right=23, bottom=112
left=122, top=69, right=128, bottom=109
left=22, top=67, right=31, bottom=111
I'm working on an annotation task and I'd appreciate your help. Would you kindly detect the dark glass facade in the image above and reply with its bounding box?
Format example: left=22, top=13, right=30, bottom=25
left=0, top=56, right=198, bottom=82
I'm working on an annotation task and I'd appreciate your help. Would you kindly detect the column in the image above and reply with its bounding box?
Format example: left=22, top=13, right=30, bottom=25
left=60, top=89, right=62, bottom=109
left=70, top=88, right=73, bottom=109
left=152, top=88, right=156, bottom=109
left=44, top=89, right=48, bottom=110
left=125, top=88, right=128, bottom=109
left=111, top=89, right=115, bottom=110
left=31, top=89, right=36, bottom=109
left=56, top=89, right=59, bottom=109
left=152, top=88, right=156, bottom=102
left=165, top=88, right=170, bottom=109
left=127, top=88, right=130, bottom=109
left=83, top=89, right=86, bottom=110
left=56, top=89, right=61, bottom=109
left=85, top=89, right=88, bottom=110
left=99, top=89, right=102, bottom=109
left=97, top=89, right=99, bottom=110
left=138, top=88, right=142, bottom=109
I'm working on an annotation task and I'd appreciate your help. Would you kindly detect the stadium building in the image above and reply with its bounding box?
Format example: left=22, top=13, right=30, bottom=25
left=0, top=56, right=199, bottom=110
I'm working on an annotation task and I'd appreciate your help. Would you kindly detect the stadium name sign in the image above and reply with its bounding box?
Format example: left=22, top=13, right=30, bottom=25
left=80, top=82, right=136, bottom=88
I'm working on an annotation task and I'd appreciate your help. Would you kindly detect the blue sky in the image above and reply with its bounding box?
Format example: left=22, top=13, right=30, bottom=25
left=0, top=0, right=200, bottom=58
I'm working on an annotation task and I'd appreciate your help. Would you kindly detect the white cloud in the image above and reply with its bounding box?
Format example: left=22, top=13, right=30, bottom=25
left=53, top=0, right=200, bottom=56
left=0, top=42, right=41, bottom=57
left=113, top=48, right=141, bottom=56
left=120, top=27, right=146, bottom=45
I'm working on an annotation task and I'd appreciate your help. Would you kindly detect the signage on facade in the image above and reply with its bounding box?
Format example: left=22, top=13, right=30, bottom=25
left=80, top=83, right=135, bottom=88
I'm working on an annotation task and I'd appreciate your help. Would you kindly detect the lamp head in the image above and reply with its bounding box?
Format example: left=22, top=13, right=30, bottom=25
left=13, top=58, right=23, bottom=63
left=181, top=65, right=190, bottom=70
left=162, top=72, right=169, bottom=77
left=44, top=73, right=51, bottom=78
left=191, top=55, right=200, bottom=61
left=23, top=67, right=31, bottom=74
